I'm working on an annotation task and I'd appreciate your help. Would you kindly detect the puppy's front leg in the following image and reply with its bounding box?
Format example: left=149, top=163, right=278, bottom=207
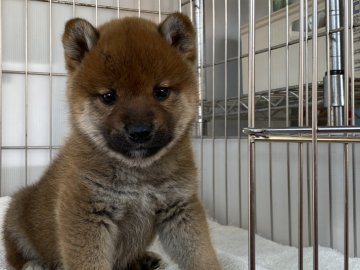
left=157, top=195, right=220, bottom=270
left=57, top=198, right=117, bottom=270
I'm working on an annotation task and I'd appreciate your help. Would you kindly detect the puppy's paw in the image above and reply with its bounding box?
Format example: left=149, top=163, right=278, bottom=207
left=22, top=261, right=49, bottom=270
left=138, top=252, right=164, bottom=270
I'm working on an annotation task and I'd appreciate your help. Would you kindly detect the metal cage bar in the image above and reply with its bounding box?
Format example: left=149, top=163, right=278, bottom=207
left=343, top=0, right=350, bottom=268
left=311, top=1, right=319, bottom=267
left=285, top=0, right=292, bottom=247
left=211, top=0, right=216, bottom=218
left=325, top=0, right=334, bottom=251
left=193, top=0, right=204, bottom=200
left=350, top=0, right=358, bottom=257
left=298, top=0, right=305, bottom=267
left=25, top=0, right=29, bottom=187
left=158, top=0, right=162, bottom=23
left=49, top=0, right=53, bottom=161
left=138, top=0, right=141, bottom=17
left=237, top=0, right=242, bottom=228
left=267, top=0, right=274, bottom=242
left=95, top=0, right=98, bottom=25
left=72, top=0, right=75, bottom=16
left=224, top=0, right=229, bottom=225
left=0, top=0, right=2, bottom=195
left=248, top=0, right=256, bottom=269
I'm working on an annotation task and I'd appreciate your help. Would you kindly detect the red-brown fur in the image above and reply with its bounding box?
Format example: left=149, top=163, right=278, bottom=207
left=3, top=14, right=220, bottom=270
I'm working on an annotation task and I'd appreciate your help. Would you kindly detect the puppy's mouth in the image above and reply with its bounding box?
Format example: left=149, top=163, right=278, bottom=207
left=102, top=130, right=173, bottom=159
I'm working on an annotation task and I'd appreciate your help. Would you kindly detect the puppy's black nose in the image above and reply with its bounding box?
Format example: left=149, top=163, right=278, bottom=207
left=126, top=123, right=153, bottom=143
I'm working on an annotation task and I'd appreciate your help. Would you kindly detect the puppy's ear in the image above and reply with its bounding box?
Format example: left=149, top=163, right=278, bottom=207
left=62, top=18, right=99, bottom=72
left=159, top=13, right=196, bottom=63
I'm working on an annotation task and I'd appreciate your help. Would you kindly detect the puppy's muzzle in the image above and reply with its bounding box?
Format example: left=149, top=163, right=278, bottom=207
left=125, top=123, right=154, bottom=144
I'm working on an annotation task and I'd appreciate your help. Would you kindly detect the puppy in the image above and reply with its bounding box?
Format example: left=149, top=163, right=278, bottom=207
left=3, top=13, right=220, bottom=270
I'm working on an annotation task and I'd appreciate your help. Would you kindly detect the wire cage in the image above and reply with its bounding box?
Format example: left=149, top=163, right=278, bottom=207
left=1, top=0, right=360, bottom=269
left=195, top=0, right=360, bottom=269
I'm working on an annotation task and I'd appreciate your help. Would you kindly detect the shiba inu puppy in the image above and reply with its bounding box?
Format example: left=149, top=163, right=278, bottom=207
left=3, top=13, right=220, bottom=270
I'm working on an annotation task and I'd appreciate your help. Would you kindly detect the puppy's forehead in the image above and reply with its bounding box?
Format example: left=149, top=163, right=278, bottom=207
left=97, top=18, right=165, bottom=55
left=90, top=18, right=189, bottom=86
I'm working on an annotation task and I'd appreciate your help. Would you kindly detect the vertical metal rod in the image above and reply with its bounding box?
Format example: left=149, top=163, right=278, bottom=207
left=285, top=0, right=292, bottom=246
left=268, top=0, right=271, bottom=129
left=305, top=0, right=309, bottom=127
left=328, top=0, right=345, bottom=126
left=298, top=144, right=304, bottom=270
left=0, top=0, right=3, bottom=195
left=328, top=143, right=334, bottom=248
left=95, top=0, right=98, bottom=26
left=285, top=0, right=289, bottom=127
left=305, top=0, right=312, bottom=247
left=311, top=0, right=319, bottom=268
left=326, top=0, right=334, bottom=250
left=350, top=0, right=357, bottom=257
left=248, top=0, right=256, bottom=269
left=326, top=0, right=331, bottom=125
left=179, top=0, right=182, bottom=12
left=268, top=0, right=274, bottom=242
left=350, top=0, right=355, bottom=125
left=194, top=0, right=205, bottom=131
left=303, top=0, right=311, bottom=247
left=237, top=0, right=242, bottom=227
left=344, top=0, right=349, bottom=126
left=352, top=145, right=358, bottom=257
left=72, top=0, right=75, bottom=17
left=138, top=0, right=141, bottom=17
left=344, top=143, right=349, bottom=270
left=49, top=0, right=53, bottom=161
left=298, top=0, right=304, bottom=268
left=25, top=0, right=29, bottom=187
left=190, top=0, right=193, bottom=22
left=248, top=137, right=256, bottom=270
left=224, top=0, right=228, bottom=225
left=117, top=0, right=120, bottom=18
left=248, top=0, right=255, bottom=141
left=211, top=0, right=216, bottom=218
left=343, top=0, right=349, bottom=267
left=287, top=148, right=292, bottom=244
left=158, top=0, right=161, bottom=23
left=194, top=0, right=204, bottom=200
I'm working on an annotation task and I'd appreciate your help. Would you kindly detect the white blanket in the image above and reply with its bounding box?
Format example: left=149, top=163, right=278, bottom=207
left=0, top=196, right=358, bottom=269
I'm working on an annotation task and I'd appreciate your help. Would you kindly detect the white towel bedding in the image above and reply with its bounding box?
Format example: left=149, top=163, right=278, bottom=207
left=0, top=196, right=359, bottom=269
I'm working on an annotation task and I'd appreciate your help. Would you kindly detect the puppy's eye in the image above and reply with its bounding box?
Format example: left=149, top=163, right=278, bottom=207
left=100, top=90, right=117, bottom=105
left=153, top=86, right=171, bottom=101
